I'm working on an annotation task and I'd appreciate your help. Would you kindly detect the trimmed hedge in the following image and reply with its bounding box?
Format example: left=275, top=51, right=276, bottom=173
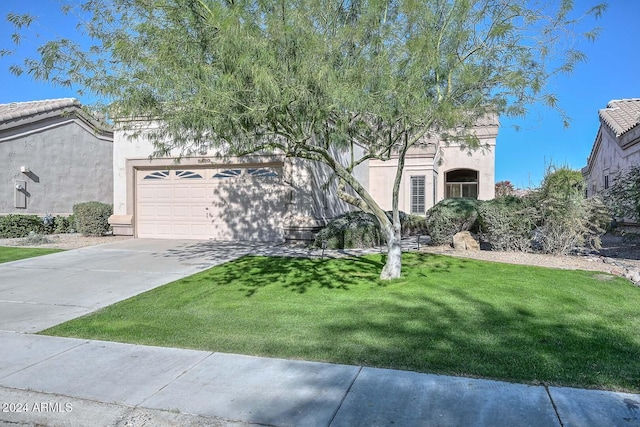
left=0, top=214, right=78, bottom=238
left=314, top=210, right=428, bottom=249
left=0, top=215, right=47, bottom=238
left=402, top=214, right=428, bottom=237
left=73, top=202, right=113, bottom=236
left=425, top=198, right=480, bottom=245
left=314, top=211, right=384, bottom=249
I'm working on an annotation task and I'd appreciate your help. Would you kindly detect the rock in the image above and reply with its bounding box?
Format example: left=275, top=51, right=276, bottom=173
left=452, top=231, right=480, bottom=251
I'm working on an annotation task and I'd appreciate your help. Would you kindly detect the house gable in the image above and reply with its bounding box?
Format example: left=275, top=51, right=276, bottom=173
left=583, top=99, right=640, bottom=197
left=0, top=99, right=113, bottom=215
left=0, top=98, right=112, bottom=143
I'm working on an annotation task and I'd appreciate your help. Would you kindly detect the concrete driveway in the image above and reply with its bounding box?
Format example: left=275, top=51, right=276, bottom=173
left=0, top=239, right=264, bottom=333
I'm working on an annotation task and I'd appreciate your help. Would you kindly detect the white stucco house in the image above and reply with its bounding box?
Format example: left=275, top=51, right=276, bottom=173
left=0, top=99, right=113, bottom=215
left=108, top=118, right=498, bottom=241
left=582, top=99, right=640, bottom=199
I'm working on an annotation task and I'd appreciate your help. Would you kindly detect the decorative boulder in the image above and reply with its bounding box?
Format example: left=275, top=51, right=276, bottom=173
left=452, top=231, right=480, bottom=251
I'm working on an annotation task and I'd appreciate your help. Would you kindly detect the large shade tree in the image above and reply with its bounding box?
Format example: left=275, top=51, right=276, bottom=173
left=4, top=0, right=606, bottom=279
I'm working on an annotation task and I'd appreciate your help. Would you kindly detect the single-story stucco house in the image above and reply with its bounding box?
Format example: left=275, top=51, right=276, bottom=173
left=583, top=98, right=640, bottom=198
left=0, top=99, right=113, bottom=215
left=108, top=118, right=498, bottom=241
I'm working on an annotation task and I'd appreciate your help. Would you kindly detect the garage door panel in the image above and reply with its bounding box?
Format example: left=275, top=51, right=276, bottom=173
left=188, top=187, right=207, bottom=199
left=172, top=186, right=205, bottom=200
left=172, top=204, right=197, bottom=218
left=136, top=167, right=286, bottom=240
left=137, top=186, right=160, bottom=200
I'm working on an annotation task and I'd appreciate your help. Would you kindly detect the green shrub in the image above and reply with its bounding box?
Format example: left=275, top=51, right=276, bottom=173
left=314, top=210, right=429, bottom=249
left=603, top=165, right=640, bottom=222
left=314, top=211, right=383, bottom=249
left=67, top=214, right=77, bottom=232
left=73, top=202, right=113, bottom=236
left=402, top=214, right=429, bottom=237
left=0, top=215, right=47, bottom=238
left=51, top=215, right=76, bottom=234
left=530, top=166, right=609, bottom=254
left=425, top=198, right=480, bottom=245
left=477, top=196, right=537, bottom=251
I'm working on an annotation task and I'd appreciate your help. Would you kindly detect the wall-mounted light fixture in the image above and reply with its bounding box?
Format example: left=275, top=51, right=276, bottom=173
left=14, top=180, right=27, bottom=208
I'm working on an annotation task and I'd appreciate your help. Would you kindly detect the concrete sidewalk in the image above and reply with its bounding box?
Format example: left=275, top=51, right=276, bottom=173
left=1, top=331, right=639, bottom=427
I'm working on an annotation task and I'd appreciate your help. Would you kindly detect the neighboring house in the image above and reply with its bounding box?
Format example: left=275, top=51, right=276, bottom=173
left=0, top=99, right=113, bottom=216
left=582, top=99, right=640, bottom=200
left=109, top=119, right=498, bottom=241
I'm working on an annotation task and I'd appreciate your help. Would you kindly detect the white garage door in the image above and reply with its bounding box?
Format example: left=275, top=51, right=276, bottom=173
left=136, top=166, right=287, bottom=241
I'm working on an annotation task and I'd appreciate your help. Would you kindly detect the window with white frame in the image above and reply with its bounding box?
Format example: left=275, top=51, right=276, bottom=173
left=411, top=176, right=426, bottom=214
left=445, top=169, right=478, bottom=199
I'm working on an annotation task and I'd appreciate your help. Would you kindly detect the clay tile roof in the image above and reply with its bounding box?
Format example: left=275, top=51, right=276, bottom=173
left=0, top=98, right=80, bottom=124
left=599, top=98, right=640, bottom=137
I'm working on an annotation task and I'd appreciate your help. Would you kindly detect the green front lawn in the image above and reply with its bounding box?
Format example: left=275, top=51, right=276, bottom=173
left=41, top=253, right=640, bottom=392
left=0, top=246, right=63, bottom=263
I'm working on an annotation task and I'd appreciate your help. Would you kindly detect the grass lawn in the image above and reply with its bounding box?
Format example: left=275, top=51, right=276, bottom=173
left=0, top=246, right=63, bottom=263
left=41, top=252, right=640, bottom=392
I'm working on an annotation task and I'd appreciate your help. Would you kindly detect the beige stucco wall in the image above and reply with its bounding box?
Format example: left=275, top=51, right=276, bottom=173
left=439, top=141, right=496, bottom=201
left=112, top=121, right=497, bottom=239
left=0, top=116, right=112, bottom=215
left=366, top=124, right=498, bottom=215
left=368, top=145, right=440, bottom=214
left=111, top=127, right=340, bottom=238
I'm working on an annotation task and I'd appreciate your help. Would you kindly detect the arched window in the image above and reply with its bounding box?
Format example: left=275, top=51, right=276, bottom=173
left=445, top=169, right=478, bottom=199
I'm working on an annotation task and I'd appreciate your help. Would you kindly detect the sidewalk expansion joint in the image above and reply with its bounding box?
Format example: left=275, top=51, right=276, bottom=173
left=0, top=340, right=89, bottom=381
left=0, top=299, right=88, bottom=309
left=136, top=351, right=215, bottom=407
left=545, top=385, right=564, bottom=427
left=327, top=365, right=362, bottom=427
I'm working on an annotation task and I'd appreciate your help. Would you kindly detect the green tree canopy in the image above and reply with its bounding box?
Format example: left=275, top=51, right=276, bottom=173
left=4, top=0, right=607, bottom=278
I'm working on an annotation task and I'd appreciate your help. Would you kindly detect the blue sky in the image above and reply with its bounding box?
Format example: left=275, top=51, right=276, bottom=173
left=1, top=1, right=639, bottom=189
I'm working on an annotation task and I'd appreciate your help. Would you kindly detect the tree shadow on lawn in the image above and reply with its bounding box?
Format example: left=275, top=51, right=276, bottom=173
left=203, top=254, right=386, bottom=296
left=316, top=287, right=640, bottom=392
left=200, top=252, right=474, bottom=295
left=183, top=252, right=640, bottom=390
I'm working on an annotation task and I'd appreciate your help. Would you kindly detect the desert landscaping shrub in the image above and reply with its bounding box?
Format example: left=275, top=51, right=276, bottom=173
left=314, top=211, right=383, bottom=249
left=67, top=214, right=77, bottom=232
left=313, top=210, right=425, bottom=249
left=424, top=198, right=480, bottom=245
left=603, top=166, right=640, bottom=222
left=19, top=231, right=53, bottom=246
left=531, top=167, right=609, bottom=254
left=477, top=196, right=538, bottom=251
left=0, top=215, right=47, bottom=238
left=52, top=215, right=75, bottom=234
left=73, top=202, right=113, bottom=236
left=402, top=214, right=429, bottom=237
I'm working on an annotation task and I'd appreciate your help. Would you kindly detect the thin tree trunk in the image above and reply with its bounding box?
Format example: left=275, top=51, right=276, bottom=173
left=380, top=132, right=410, bottom=280
left=298, top=143, right=406, bottom=280
left=380, top=221, right=402, bottom=280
